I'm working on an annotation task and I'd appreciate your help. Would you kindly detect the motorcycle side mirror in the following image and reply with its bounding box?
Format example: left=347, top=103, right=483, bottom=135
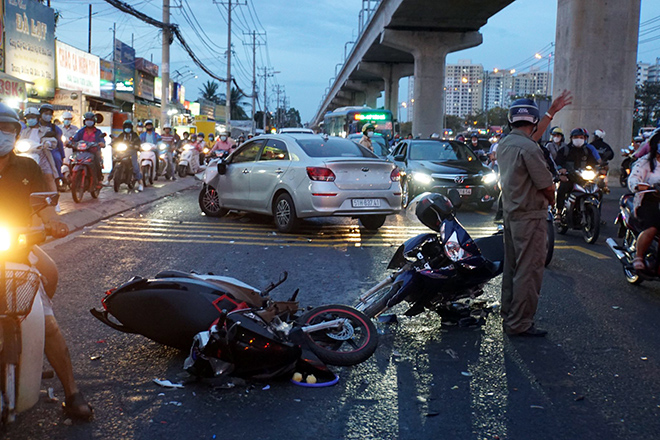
left=447, top=189, right=462, bottom=210
left=30, top=192, right=59, bottom=213
left=217, top=160, right=227, bottom=175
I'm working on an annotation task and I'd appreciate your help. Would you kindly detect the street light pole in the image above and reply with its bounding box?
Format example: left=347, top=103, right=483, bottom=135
left=161, top=0, right=170, bottom=129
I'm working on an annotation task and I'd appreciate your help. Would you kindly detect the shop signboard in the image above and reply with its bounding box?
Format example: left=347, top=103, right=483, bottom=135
left=113, top=39, right=134, bottom=69
left=99, top=59, right=114, bottom=100
left=135, top=57, right=158, bottom=77
left=154, top=76, right=174, bottom=102
left=0, top=0, right=5, bottom=71
left=135, top=71, right=154, bottom=101
left=4, top=0, right=56, bottom=99
left=0, top=73, right=27, bottom=105
left=55, top=40, right=100, bottom=96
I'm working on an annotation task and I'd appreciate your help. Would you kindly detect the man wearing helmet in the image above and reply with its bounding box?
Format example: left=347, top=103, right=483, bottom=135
left=359, top=124, right=375, bottom=151
left=555, top=127, right=602, bottom=209
left=497, top=91, right=572, bottom=337
left=39, top=104, right=66, bottom=186
left=71, top=112, right=106, bottom=186
left=591, top=129, right=614, bottom=162
left=0, top=103, right=93, bottom=420
left=112, top=120, right=143, bottom=191
left=19, top=107, right=61, bottom=201
left=160, top=124, right=177, bottom=180
left=210, top=131, right=235, bottom=154
left=136, top=120, right=145, bottom=134
left=60, top=111, right=79, bottom=169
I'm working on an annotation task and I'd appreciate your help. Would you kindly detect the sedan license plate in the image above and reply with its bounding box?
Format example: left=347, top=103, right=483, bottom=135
left=457, top=188, right=472, bottom=196
left=352, top=198, right=381, bottom=208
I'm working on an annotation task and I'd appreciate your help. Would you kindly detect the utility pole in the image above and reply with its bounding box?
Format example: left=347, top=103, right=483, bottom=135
left=258, top=67, right=279, bottom=132
left=273, top=84, right=284, bottom=128
left=88, top=5, right=92, bottom=53
left=161, top=0, right=171, bottom=129
left=112, top=23, right=116, bottom=102
left=243, top=30, right=265, bottom=134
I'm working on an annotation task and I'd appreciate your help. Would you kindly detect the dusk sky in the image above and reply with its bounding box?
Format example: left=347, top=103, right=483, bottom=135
left=54, top=0, right=659, bottom=123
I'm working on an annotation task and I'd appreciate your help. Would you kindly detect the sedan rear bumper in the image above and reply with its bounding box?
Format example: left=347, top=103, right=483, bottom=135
left=296, top=186, right=402, bottom=218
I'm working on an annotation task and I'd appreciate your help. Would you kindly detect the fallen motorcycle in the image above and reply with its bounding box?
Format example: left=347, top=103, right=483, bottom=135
left=90, top=271, right=377, bottom=380
left=355, top=191, right=505, bottom=323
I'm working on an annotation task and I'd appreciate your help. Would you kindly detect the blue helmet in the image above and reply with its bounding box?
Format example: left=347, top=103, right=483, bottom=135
left=508, top=98, right=539, bottom=124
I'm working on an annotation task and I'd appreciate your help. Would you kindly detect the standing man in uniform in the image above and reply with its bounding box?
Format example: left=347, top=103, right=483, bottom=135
left=498, top=93, right=571, bottom=337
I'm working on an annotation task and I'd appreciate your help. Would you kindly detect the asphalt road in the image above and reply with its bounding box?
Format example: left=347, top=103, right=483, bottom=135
left=5, top=185, right=660, bottom=440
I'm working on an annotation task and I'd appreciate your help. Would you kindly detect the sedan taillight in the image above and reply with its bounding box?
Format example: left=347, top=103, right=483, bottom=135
left=306, top=167, right=336, bottom=182
left=390, top=167, right=401, bottom=182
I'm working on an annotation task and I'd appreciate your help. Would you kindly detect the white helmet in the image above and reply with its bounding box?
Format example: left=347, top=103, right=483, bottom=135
left=594, top=129, right=605, bottom=139
left=25, top=107, right=40, bottom=117
left=163, top=124, right=171, bottom=129
left=62, top=111, right=73, bottom=119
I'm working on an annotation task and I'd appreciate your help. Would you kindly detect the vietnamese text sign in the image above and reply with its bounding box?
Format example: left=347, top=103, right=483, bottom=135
left=55, top=40, right=100, bottom=96
left=5, top=0, right=56, bottom=99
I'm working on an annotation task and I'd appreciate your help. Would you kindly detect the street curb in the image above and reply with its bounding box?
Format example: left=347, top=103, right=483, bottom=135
left=58, top=178, right=200, bottom=232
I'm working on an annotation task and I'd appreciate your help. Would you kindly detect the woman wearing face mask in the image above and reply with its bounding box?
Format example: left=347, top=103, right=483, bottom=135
left=60, top=111, right=79, bottom=165
left=70, top=112, right=106, bottom=186
left=210, top=132, right=235, bottom=154
left=359, top=123, right=375, bottom=152
left=545, top=127, right=566, bottom=160
left=554, top=127, right=602, bottom=210
left=39, top=104, right=66, bottom=186
left=19, top=107, right=60, bottom=198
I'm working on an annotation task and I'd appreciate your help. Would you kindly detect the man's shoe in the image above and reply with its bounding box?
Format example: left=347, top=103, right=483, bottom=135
left=510, top=325, right=547, bottom=337
left=137, top=183, right=144, bottom=192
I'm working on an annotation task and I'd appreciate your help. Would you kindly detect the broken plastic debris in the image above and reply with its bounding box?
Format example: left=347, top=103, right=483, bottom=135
left=641, top=357, right=648, bottom=361
left=451, top=386, right=459, bottom=390
left=47, top=388, right=57, bottom=402
left=294, top=398, right=301, bottom=402
left=157, top=393, right=165, bottom=397
left=425, top=412, right=440, bottom=417
left=63, top=418, right=73, bottom=426
left=166, top=401, right=182, bottom=407
left=530, top=405, right=545, bottom=409
left=445, top=349, right=459, bottom=360
left=90, top=355, right=102, bottom=361
left=461, top=371, right=472, bottom=377
left=216, top=382, right=235, bottom=389
left=612, top=306, right=621, bottom=309
left=392, top=350, right=402, bottom=357
left=262, top=385, right=271, bottom=390
left=378, top=314, right=398, bottom=324
left=153, top=379, right=184, bottom=389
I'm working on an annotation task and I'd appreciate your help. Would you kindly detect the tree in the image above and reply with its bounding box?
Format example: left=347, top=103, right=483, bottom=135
left=445, top=115, right=463, bottom=134
left=199, top=81, right=222, bottom=105
left=486, top=107, right=509, bottom=127
left=635, top=82, right=660, bottom=128
left=254, top=111, right=272, bottom=130
left=285, top=108, right=302, bottom=127
left=463, top=110, right=487, bottom=130
left=220, top=87, right=250, bottom=120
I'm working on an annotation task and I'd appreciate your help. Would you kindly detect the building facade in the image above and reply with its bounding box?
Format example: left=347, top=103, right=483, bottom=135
left=444, top=59, right=484, bottom=118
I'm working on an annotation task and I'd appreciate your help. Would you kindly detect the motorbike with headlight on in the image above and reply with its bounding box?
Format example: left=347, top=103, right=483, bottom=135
left=69, top=141, right=101, bottom=203
left=178, top=143, right=203, bottom=177
left=0, top=192, right=59, bottom=424
left=355, top=191, right=504, bottom=323
left=111, top=142, right=136, bottom=192
left=556, top=166, right=602, bottom=244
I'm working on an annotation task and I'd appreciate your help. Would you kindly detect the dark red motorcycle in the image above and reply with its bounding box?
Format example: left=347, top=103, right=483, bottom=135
left=70, top=141, right=101, bottom=203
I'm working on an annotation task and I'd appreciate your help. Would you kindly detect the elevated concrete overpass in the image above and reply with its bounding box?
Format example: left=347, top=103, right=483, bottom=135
left=313, top=0, right=642, bottom=164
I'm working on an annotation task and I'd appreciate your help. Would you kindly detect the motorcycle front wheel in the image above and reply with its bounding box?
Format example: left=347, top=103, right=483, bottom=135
left=178, top=164, right=187, bottom=178
left=583, top=204, right=600, bottom=244
left=299, top=305, right=378, bottom=367
left=142, top=165, right=151, bottom=187
left=71, top=171, right=85, bottom=203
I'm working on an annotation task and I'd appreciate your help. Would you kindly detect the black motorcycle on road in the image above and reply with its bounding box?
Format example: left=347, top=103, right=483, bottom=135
left=556, top=167, right=602, bottom=244
left=111, top=142, right=136, bottom=192
left=91, top=271, right=377, bottom=380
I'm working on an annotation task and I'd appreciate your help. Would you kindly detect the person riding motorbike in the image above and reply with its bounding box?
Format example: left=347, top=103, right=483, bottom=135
left=627, top=128, right=660, bottom=270
left=0, top=103, right=93, bottom=420
left=19, top=107, right=60, bottom=199
left=136, top=121, right=145, bottom=134
left=591, top=129, right=614, bottom=162
left=469, top=133, right=485, bottom=156
left=39, top=104, right=66, bottom=184
left=60, top=111, right=79, bottom=154
left=159, top=124, right=177, bottom=180
left=554, top=127, right=602, bottom=210
left=545, top=126, right=566, bottom=160
left=139, top=119, right=161, bottom=145
left=112, top=120, right=143, bottom=191
left=359, top=123, right=375, bottom=151
left=210, top=132, right=235, bottom=155
left=71, top=112, right=105, bottom=186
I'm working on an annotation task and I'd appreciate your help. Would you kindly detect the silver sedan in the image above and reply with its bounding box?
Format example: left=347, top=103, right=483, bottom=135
left=199, top=134, right=402, bottom=232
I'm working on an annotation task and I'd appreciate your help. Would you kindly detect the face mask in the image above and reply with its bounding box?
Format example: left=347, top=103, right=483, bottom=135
left=572, top=138, right=585, bottom=147
left=64, top=120, right=72, bottom=127
left=0, top=132, right=15, bottom=156
left=220, top=136, right=227, bottom=141
left=138, top=127, right=144, bottom=132
left=42, top=114, right=52, bottom=123
left=27, top=118, right=38, bottom=127
left=146, top=127, right=153, bottom=132
left=472, top=140, right=478, bottom=145
left=367, top=131, right=374, bottom=138
left=124, top=128, right=132, bottom=133
left=552, top=136, right=562, bottom=144
left=85, top=120, right=95, bottom=128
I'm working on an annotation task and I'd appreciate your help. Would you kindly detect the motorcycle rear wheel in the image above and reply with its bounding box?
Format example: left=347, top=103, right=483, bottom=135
left=113, top=165, right=122, bottom=192
left=583, top=204, right=600, bottom=244
left=299, top=305, right=378, bottom=367
left=71, top=171, right=85, bottom=203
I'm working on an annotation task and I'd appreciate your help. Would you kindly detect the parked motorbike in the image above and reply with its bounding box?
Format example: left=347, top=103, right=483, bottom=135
left=355, top=192, right=505, bottom=322
left=139, top=142, right=157, bottom=187
left=619, top=147, right=636, bottom=188
left=556, top=167, right=602, bottom=244
left=607, top=189, right=660, bottom=285
left=90, top=271, right=377, bottom=380
left=69, top=141, right=101, bottom=203
left=0, top=192, right=59, bottom=424
left=111, top=142, right=136, bottom=192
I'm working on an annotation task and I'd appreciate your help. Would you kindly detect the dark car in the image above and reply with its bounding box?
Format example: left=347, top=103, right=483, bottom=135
left=389, top=139, right=499, bottom=209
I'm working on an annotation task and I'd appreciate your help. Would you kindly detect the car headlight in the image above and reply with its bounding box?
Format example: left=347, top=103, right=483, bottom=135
left=580, top=169, right=597, bottom=181
left=159, top=143, right=168, bottom=151
left=482, top=171, right=497, bottom=184
left=413, top=172, right=433, bottom=185
left=15, top=140, right=32, bottom=153
left=0, top=227, right=11, bottom=252
left=116, top=143, right=128, bottom=152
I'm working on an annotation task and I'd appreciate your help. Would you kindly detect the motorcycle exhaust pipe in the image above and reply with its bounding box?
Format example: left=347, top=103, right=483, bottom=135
left=606, top=238, right=628, bottom=261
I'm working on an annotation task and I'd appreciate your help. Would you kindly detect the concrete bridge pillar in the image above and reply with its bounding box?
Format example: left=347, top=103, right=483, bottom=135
left=342, top=80, right=383, bottom=108
left=381, top=30, right=482, bottom=137
left=552, top=0, right=640, bottom=171
left=358, top=62, right=414, bottom=120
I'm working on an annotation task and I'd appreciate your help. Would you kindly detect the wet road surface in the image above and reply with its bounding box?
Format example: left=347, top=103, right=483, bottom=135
left=5, top=185, right=660, bottom=440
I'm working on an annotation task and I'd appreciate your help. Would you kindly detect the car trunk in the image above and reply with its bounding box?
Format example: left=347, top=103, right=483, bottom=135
left=323, top=159, right=393, bottom=190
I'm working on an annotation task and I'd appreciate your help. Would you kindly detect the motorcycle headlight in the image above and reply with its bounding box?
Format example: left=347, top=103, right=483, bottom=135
left=183, top=145, right=193, bottom=151
left=413, top=172, right=433, bottom=185
left=159, top=143, right=168, bottom=151
left=203, top=147, right=210, bottom=154
left=0, top=227, right=11, bottom=251
left=580, top=169, right=597, bottom=181
left=140, top=144, right=152, bottom=152
left=116, top=143, right=128, bottom=152
left=15, top=140, right=31, bottom=153
left=444, top=231, right=472, bottom=262
left=482, top=171, right=498, bottom=184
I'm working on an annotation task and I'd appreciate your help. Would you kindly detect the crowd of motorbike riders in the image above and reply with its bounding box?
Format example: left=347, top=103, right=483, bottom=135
left=15, top=103, right=251, bottom=209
